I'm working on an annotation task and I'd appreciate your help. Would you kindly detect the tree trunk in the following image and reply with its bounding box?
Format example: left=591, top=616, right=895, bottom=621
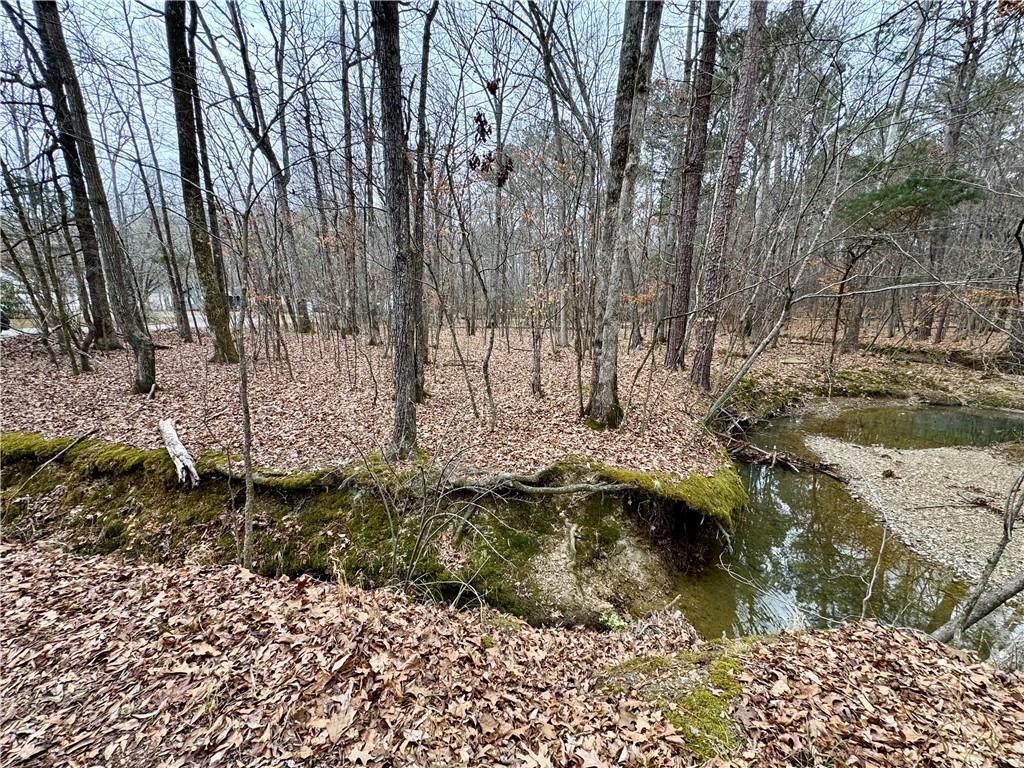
left=665, top=0, right=719, bottom=369
left=34, top=0, right=155, bottom=392
left=372, top=0, right=418, bottom=458
left=412, top=1, right=439, bottom=401
left=165, top=1, right=237, bottom=363
left=188, top=3, right=228, bottom=300
left=2, top=1, right=119, bottom=351
left=340, top=3, right=360, bottom=335
left=690, top=0, right=767, bottom=391
left=585, top=0, right=651, bottom=428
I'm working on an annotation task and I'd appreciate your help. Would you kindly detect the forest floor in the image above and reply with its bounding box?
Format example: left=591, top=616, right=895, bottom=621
left=3, top=327, right=1022, bottom=484
left=2, top=542, right=1022, bottom=768
left=0, top=330, right=721, bottom=480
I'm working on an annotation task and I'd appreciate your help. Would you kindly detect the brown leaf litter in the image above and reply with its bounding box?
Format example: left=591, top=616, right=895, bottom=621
left=0, top=542, right=698, bottom=767
left=3, top=544, right=1023, bottom=767
left=0, top=331, right=719, bottom=480
left=739, top=621, right=1024, bottom=767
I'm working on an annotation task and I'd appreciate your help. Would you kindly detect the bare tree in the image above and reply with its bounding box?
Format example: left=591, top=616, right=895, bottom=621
left=372, top=0, right=419, bottom=457
left=664, top=0, right=719, bottom=370
left=32, top=0, right=155, bottom=392
left=689, top=0, right=768, bottom=391
left=585, top=0, right=647, bottom=428
left=165, top=0, right=237, bottom=363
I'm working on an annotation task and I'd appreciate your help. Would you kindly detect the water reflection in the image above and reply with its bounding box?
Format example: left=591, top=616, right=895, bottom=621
left=673, top=410, right=1022, bottom=659
left=798, top=404, right=1024, bottom=449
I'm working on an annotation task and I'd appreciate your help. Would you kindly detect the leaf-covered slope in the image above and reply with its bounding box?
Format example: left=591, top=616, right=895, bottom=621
left=3, top=544, right=1022, bottom=768
left=738, top=622, right=1024, bottom=766
left=0, top=543, right=699, bottom=767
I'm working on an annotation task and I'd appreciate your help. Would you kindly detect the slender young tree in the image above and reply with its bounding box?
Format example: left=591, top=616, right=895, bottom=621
left=665, top=0, right=720, bottom=369
left=372, top=0, right=419, bottom=457
left=165, top=0, right=237, bottom=363
left=689, top=0, right=768, bottom=391
left=413, top=1, right=440, bottom=400
left=585, top=0, right=649, bottom=428
left=32, top=0, right=155, bottom=392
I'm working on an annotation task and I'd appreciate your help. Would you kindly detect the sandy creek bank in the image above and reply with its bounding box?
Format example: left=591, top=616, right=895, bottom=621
left=806, top=435, right=1023, bottom=585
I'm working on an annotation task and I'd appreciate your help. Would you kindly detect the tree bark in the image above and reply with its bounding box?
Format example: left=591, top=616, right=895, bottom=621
left=188, top=3, right=228, bottom=300
left=340, top=3, right=360, bottom=335
left=665, top=0, right=719, bottom=369
left=2, top=1, right=118, bottom=351
left=412, top=1, right=439, bottom=401
left=690, top=0, right=767, bottom=391
left=372, top=0, right=419, bottom=458
left=585, top=0, right=650, bottom=428
left=165, top=1, right=237, bottom=362
left=34, top=0, right=155, bottom=392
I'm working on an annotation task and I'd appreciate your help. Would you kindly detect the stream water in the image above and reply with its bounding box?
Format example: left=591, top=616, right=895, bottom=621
left=674, top=402, right=1024, bottom=661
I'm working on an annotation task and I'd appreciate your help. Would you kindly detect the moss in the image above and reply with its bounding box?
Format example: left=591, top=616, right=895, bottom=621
left=460, top=502, right=558, bottom=620
left=1, top=462, right=62, bottom=499
left=727, top=373, right=804, bottom=422
left=573, top=509, right=624, bottom=568
left=588, top=457, right=746, bottom=529
left=97, top=517, right=128, bottom=553
left=72, top=442, right=176, bottom=484
left=664, top=650, right=745, bottom=761
left=604, top=654, right=674, bottom=686
left=194, top=451, right=241, bottom=475
left=0, top=431, right=74, bottom=464
left=1, top=431, right=737, bottom=626
left=1, top=432, right=176, bottom=485
left=831, top=367, right=911, bottom=399
left=598, top=611, right=629, bottom=631
left=601, top=640, right=749, bottom=762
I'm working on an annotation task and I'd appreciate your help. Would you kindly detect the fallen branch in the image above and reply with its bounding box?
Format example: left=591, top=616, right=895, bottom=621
left=158, top=419, right=199, bottom=487
left=723, top=436, right=847, bottom=482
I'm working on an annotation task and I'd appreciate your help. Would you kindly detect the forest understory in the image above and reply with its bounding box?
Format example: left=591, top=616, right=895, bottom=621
left=2, top=0, right=1024, bottom=762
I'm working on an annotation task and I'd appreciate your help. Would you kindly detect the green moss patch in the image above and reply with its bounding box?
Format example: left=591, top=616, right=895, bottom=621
left=600, top=640, right=750, bottom=762
left=587, top=458, right=746, bottom=529
left=1, top=431, right=177, bottom=485
left=727, top=373, right=805, bottom=423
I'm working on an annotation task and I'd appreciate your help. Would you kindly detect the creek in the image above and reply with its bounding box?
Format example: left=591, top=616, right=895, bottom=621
left=673, top=402, right=1024, bottom=661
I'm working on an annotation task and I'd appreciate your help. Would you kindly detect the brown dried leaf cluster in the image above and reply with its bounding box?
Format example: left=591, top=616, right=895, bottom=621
left=737, top=621, right=1024, bottom=767
left=0, top=543, right=700, bottom=767
left=0, top=332, right=719, bottom=478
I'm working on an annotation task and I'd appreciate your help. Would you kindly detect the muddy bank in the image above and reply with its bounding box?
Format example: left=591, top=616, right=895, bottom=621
left=806, top=435, right=1023, bottom=585
left=726, top=343, right=1024, bottom=426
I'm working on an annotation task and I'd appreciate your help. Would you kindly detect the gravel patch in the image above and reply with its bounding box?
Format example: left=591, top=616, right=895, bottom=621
left=806, top=435, right=1023, bottom=585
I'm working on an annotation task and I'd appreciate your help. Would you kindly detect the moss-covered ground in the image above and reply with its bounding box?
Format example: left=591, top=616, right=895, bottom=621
left=725, top=353, right=1024, bottom=427
left=0, top=431, right=746, bottom=626
left=600, top=638, right=751, bottom=762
